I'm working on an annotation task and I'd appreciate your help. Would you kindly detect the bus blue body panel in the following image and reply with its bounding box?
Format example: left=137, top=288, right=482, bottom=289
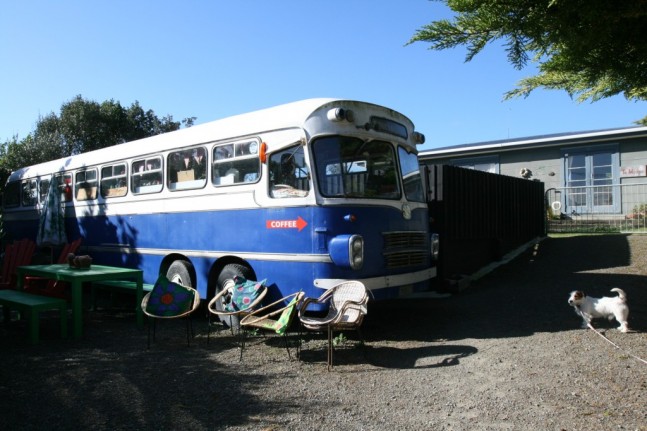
left=57, top=203, right=432, bottom=300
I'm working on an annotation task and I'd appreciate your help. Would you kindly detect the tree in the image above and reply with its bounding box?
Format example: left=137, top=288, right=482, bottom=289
left=56, top=95, right=192, bottom=154
left=0, top=96, right=195, bottom=178
left=409, top=0, right=647, bottom=117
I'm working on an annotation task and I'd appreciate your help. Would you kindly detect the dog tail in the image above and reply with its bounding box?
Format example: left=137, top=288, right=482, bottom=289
left=610, top=288, right=627, bottom=301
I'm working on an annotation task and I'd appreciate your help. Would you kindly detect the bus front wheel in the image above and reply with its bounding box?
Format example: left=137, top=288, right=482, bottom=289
left=167, top=260, right=194, bottom=287
left=214, top=263, right=253, bottom=329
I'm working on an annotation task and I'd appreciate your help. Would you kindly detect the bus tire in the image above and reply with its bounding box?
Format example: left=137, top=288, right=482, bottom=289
left=167, top=260, right=194, bottom=287
left=214, top=263, right=253, bottom=329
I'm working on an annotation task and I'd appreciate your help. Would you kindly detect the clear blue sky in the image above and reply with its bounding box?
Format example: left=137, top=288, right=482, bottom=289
left=2, top=1, right=645, bottom=151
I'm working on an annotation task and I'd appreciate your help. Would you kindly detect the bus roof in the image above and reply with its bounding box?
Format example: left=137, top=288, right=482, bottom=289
left=9, top=98, right=416, bottom=181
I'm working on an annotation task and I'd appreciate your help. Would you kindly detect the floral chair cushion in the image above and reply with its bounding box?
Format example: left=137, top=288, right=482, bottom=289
left=225, top=276, right=266, bottom=312
left=146, top=274, right=195, bottom=317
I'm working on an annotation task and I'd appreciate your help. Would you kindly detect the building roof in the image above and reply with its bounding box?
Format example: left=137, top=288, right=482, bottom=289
left=419, top=125, right=647, bottom=159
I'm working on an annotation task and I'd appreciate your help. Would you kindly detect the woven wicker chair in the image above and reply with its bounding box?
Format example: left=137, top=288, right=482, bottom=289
left=208, top=276, right=267, bottom=325
left=207, top=276, right=268, bottom=356
left=298, top=281, right=369, bottom=370
left=240, top=291, right=304, bottom=361
left=141, top=275, right=200, bottom=348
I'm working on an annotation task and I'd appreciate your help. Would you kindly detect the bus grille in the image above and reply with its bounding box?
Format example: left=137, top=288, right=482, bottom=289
left=383, top=250, right=428, bottom=269
left=382, top=231, right=428, bottom=269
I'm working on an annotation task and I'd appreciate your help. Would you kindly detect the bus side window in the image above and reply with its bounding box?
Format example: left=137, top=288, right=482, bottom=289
left=3, top=181, right=21, bottom=208
left=269, top=146, right=310, bottom=198
left=131, top=157, right=163, bottom=194
left=56, top=174, right=73, bottom=202
left=39, top=178, right=51, bottom=204
left=212, top=141, right=260, bottom=186
left=21, top=179, right=38, bottom=206
left=167, top=148, right=207, bottom=191
left=101, top=164, right=128, bottom=198
left=75, top=169, right=98, bottom=201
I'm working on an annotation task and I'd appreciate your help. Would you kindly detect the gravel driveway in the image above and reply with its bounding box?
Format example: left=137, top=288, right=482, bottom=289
left=1, top=234, right=646, bottom=430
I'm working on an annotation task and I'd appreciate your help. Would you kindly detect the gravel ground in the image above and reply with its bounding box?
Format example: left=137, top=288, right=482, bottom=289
left=1, top=234, right=646, bottom=431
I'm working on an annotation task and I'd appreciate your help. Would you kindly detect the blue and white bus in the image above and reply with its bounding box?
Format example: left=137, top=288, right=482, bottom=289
left=2, top=99, right=437, bottom=316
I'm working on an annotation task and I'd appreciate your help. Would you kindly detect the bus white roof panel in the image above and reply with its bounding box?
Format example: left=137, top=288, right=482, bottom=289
left=10, top=98, right=415, bottom=180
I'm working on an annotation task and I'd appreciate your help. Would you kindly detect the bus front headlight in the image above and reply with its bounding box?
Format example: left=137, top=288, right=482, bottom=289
left=431, top=233, right=440, bottom=261
left=330, top=234, right=364, bottom=270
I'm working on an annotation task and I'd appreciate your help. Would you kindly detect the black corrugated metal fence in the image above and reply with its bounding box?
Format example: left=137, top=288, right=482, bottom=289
left=425, top=165, right=545, bottom=282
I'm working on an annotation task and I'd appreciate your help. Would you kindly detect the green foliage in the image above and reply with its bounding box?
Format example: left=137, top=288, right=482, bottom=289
left=332, top=332, right=348, bottom=346
left=409, top=0, right=647, bottom=106
left=0, top=95, right=195, bottom=183
left=57, top=95, right=186, bottom=154
left=630, top=203, right=647, bottom=219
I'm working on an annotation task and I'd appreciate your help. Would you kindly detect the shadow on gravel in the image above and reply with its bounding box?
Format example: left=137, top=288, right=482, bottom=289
left=1, top=235, right=646, bottom=429
left=0, top=316, right=279, bottom=430
left=365, top=344, right=478, bottom=369
left=364, top=234, right=647, bottom=343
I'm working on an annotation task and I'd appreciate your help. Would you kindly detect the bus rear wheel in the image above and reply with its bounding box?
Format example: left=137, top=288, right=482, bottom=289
left=167, top=260, right=194, bottom=287
left=214, top=263, right=253, bottom=329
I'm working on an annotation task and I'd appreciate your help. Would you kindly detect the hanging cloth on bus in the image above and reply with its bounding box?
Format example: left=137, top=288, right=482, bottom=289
left=37, top=175, right=67, bottom=246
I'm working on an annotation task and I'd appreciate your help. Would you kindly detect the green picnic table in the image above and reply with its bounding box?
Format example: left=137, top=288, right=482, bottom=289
left=16, top=264, right=144, bottom=339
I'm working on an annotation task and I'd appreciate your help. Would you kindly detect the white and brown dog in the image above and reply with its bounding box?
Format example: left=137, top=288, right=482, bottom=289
left=567, top=288, right=630, bottom=332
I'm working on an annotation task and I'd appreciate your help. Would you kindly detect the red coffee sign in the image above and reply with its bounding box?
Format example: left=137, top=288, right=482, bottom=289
left=266, top=216, right=308, bottom=232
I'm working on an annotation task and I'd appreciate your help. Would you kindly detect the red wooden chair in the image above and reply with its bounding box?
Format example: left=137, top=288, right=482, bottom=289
left=0, top=239, right=36, bottom=290
left=23, top=238, right=82, bottom=299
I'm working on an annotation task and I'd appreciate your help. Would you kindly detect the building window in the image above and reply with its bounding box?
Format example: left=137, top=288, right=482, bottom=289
left=563, top=145, right=618, bottom=214
left=451, top=156, right=499, bottom=174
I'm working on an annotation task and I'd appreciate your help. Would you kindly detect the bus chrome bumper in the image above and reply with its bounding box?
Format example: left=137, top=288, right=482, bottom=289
left=313, top=267, right=436, bottom=291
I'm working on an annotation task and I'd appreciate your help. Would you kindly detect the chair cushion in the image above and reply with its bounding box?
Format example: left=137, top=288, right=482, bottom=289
left=275, top=296, right=299, bottom=334
left=225, top=277, right=266, bottom=312
left=146, top=275, right=195, bottom=317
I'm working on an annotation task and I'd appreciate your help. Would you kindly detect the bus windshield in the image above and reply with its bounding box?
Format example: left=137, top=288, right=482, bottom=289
left=313, top=136, right=400, bottom=199
left=399, top=146, right=425, bottom=202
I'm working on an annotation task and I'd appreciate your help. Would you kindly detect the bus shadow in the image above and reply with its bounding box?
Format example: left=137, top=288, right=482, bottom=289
left=363, top=235, right=647, bottom=343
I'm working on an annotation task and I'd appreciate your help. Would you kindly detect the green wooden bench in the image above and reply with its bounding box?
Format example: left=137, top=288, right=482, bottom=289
left=0, top=290, right=67, bottom=344
left=90, top=280, right=154, bottom=310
